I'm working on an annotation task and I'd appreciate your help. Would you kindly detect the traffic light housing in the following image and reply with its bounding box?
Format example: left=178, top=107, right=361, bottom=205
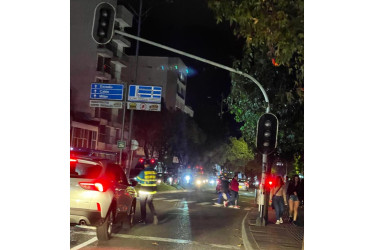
left=256, top=113, right=279, bottom=155
left=92, top=2, right=116, bottom=45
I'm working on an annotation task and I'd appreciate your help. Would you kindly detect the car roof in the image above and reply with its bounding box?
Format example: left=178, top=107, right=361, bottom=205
left=71, top=154, right=114, bottom=164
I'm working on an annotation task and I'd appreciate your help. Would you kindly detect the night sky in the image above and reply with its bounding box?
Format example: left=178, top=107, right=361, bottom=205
left=119, top=0, right=245, bottom=137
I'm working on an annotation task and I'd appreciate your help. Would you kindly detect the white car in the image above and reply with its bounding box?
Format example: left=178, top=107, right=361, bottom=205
left=70, top=155, right=137, bottom=240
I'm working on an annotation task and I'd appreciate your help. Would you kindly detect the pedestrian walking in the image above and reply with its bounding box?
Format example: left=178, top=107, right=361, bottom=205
left=269, top=176, right=287, bottom=224
left=228, top=174, right=240, bottom=209
left=220, top=175, right=231, bottom=207
left=287, top=175, right=303, bottom=225
left=136, top=159, right=158, bottom=225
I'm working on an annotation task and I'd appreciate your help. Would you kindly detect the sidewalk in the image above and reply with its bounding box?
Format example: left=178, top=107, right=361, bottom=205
left=243, top=204, right=304, bottom=250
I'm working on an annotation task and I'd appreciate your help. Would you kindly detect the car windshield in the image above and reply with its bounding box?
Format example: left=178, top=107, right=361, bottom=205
left=70, top=161, right=102, bottom=179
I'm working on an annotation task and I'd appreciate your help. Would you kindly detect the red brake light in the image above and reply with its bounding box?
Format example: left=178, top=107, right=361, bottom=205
left=150, top=159, right=155, bottom=164
left=139, top=158, right=144, bottom=163
left=79, top=182, right=105, bottom=192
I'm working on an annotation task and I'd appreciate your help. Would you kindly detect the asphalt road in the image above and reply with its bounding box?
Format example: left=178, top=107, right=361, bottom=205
left=70, top=187, right=257, bottom=250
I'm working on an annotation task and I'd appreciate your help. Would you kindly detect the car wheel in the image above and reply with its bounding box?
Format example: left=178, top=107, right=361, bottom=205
left=123, top=203, right=135, bottom=229
left=96, top=208, right=114, bottom=241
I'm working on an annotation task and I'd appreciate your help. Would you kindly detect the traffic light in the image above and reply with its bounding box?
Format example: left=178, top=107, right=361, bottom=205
left=264, top=176, right=274, bottom=191
left=256, top=113, right=279, bottom=155
left=92, top=2, right=116, bottom=45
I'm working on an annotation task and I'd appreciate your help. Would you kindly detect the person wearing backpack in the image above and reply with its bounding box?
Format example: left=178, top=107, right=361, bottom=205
left=269, top=175, right=287, bottom=224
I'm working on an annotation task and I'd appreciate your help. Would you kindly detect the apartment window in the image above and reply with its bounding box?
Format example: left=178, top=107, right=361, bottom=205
left=178, top=72, right=186, bottom=85
left=110, top=62, right=116, bottom=79
left=97, top=56, right=104, bottom=71
left=99, top=125, right=106, bottom=143
left=104, top=58, right=111, bottom=74
left=71, top=127, right=97, bottom=149
left=97, top=55, right=111, bottom=74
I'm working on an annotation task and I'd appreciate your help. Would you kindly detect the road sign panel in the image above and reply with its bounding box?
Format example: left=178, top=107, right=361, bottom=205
left=117, top=140, right=126, bottom=149
left=131, top=140, right=139, bottom=151
left=90, top=83, right=124, bottom=100
left=127, top=102, right=161, bottom=111
left=128, top=85, right=162, bottom=103
left=90, top=100, right=123, bottom=108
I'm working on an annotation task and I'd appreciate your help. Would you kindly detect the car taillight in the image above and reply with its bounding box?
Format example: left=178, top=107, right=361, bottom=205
left=79, top=182, right=105, bottom=192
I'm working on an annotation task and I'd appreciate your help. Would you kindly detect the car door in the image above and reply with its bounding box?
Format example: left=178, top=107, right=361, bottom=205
left=106, top=164, right=128, bottom=214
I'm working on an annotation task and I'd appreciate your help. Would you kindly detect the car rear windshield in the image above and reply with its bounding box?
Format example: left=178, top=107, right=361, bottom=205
left=70, top=162, right=102, bottom=179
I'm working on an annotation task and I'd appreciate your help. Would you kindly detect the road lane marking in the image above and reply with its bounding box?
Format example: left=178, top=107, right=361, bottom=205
left=72, top=231, right=239, bottom=249
left=70, top=236, right=97, bottom=250
left=74, top=225, right=95, bottom=230
left=196, top=202, right=211, bottom=206
left=164, top=199, right=181, bottom=202
left=153, top=197, right=167, bottom=200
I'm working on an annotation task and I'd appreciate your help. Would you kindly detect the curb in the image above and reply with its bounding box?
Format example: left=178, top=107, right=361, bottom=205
left=242, top=212, right=260, bottom=250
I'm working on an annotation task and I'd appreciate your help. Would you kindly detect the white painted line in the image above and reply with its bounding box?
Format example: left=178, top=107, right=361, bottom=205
left=164, top=199, right=181, bottom=202
left=197, top=202, right=211, bottom=206
left=153, top=197, right=167, bottom=200
left=212, top=198, right=218, bottom=200
left=73, top=231, right=239, bottom=249
left=74, top=225, right=95, bottom=230
left=185, top=201, right=196, bottom=203
left=70, top=236, right=97, bottom=250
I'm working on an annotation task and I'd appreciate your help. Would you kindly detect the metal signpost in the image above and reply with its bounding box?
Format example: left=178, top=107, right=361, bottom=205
left=126, top=85, right=162, bottom=170
left=89, top=82, right=128, bottom=167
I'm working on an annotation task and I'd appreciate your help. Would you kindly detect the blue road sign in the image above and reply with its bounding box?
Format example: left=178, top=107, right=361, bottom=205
left=128, top=85, right=162, bottom=103
left=90, top=83, right=124, bottom=100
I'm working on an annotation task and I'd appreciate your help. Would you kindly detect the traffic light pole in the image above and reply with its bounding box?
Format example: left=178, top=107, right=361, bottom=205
left=114, top=31, right=270, bottom=113
left=256, top=154, right=268, bottom=226
left=119, top=83, right=127, bottom=170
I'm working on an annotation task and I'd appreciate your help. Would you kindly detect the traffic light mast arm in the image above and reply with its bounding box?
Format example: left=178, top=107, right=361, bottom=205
left=114, top=30, right=270, bottom=113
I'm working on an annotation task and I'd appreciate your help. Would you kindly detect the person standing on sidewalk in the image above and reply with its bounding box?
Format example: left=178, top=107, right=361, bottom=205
left=287, top=175, right=303, bottom=225
left=228, top=174, right=240, bottom=208
left=270, top=176, right=287, bottom=224
left=136, top=159, right=158, bottom=225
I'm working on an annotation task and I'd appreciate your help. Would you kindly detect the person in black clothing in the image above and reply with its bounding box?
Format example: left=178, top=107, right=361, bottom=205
left=221, top=176, right=231, bottom=207
left=287, top=175, right=303, bottom=225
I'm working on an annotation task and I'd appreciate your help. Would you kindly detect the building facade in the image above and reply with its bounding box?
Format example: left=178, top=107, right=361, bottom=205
left=70, top=0, right=134, bottom=166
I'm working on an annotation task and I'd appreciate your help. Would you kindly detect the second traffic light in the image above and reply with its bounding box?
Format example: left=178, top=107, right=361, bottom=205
left=92, top=2, right=116, bottom=45
left=256, top=113, right=279, bottom=155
